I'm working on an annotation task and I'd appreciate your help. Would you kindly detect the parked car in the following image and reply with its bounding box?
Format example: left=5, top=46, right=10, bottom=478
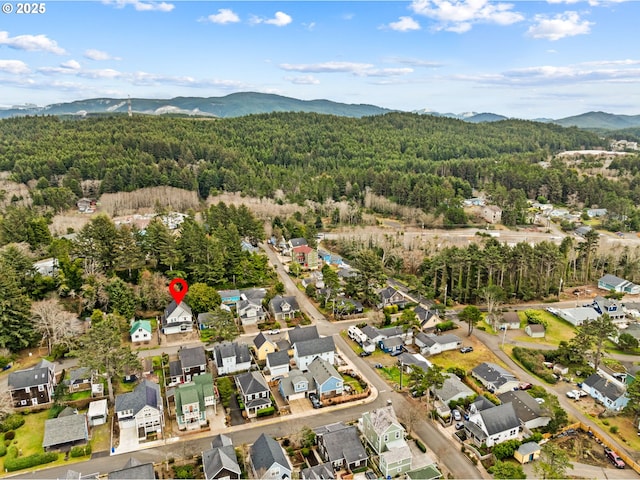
left=534, top=397, right=545, bottom=404
left=519, top=382, right=532, bottom=390
left=455, top=422, right=465, bottom=431
left=309, top=393, right=323, bottom=409
left=453, top=410, right=462, bottom=421
left=604, top=447, right=626, bottom=469
left=390, top=349, right=404, bottom=357
left=460, top=346, right=473, bottom=354
left=269, top=329, right=280, bottom=335
left=566, top=390, right=584, bottom=399
left=360, top=350, right=371, bottom=357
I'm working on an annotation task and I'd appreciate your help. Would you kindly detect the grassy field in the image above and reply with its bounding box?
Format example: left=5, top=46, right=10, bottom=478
left=90, top=422, right=111, bottom=453
left=341, top=373, right=364, bottom=394
left=512, top=309, right=577, bottom=346
left=431, top=335, right=508, bottom=374
left=0, top=411, right=47, bottom=472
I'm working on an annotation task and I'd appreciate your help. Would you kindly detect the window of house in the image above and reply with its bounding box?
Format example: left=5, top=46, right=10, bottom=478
left=21, top=400, right=27, bottom=406
left=25, top=387, right=30, bottom=393
left=383, top=434, right=388, bottom=442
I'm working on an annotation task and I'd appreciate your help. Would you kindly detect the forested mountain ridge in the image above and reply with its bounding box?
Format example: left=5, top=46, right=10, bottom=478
left=0, top=112, right=614, bottom=220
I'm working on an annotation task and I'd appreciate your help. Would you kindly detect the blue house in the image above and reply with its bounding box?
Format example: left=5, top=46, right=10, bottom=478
left=318, top=249, right=343, bottom=266
left=218, top=289, right=241, bottom=307
left=379, top=337, right=404, bottom=353
left=307, top=357, right=343, bottom=399
left=581, top=373, right=629, bottom=411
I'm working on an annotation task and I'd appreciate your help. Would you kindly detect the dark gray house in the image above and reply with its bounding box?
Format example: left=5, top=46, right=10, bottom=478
left=202, top=434, right=241, bottom=480
left=315, top=422, right=368, bottom=471
left=8, top=359, right=56, bottom=408
left=108, top=458, right=156, bottom=479
left=169, top=346, right=207, bottom=384
left=42, top=414, right=89, bottom=451
left=250, top=434, right=292, bottom=480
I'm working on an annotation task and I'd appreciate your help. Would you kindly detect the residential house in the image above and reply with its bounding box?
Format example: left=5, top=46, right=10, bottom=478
left=76, top=198, right=96, bottom=213
left=592, top=296, right=627, bottom=323
left=433, top=373, right=475, bottom=405
left=174, top=373, right=215, bottom=431
left=202, top=434, right=241, bottom=480
left=552, top=306, right=599, bottom=327
left=471, top=363, right=519, bottom=394
left=315, top=423, right=368, bottom=471
left=108, top=458, right=155, bottom=480
left=33, top=257, right=58, bottom=276
left=169, top=346, right=207, bottom=384
left=237, top=297, right=268, bottom=326
left=334, top=297, right=364, bottom=316
left=415, top=333, right=462, bottom=356
left=42, top=413, right=89, bottom=451
left=415, top=305, right=440, bottom=331
left=250, top=434, right=292, bottom=480
left=160, top=300, right=194, bottom=335
left=235, top=371, right=271, bottom=418
left=360, top=406, right=412, bottom=478
left=288, top=237, right=308, bottom=249
left=288, top=325, right=319, bottom=345
left=129, top=320, right=152, bottom=343
left=269, top=295, right=301, bottom=322
left=581, top=373, right=629, bottom=411
left=587, top=208, right=608, bottom=218
left=292, top=245, right=319, bottom=270
left=218, top=289, right=241, bottom=307
left=598, top=274, right=640, bottom=295
left=464, top=402, right=520, bottom=447
left=266, top=350, right=290, bottom=378
left=379, top=336, right=405, bottom=354
left=501, top=312, right=521, bottom=330
left=498, top=391, right=551, bottom=430
left=279, top=369, right=315, bottom=401
left=213, top=342, right=252, bottom=376
left=115, top=379, right=164, bottom=440
left=482, top=205, right=502, bottom=224
left=575, top=225, right=592, bottom=237
left=361, top=325, right=383, bottom=345
left=301, top=463, right=334, bottom=480
left=160, top=212, right=187, bottom=230
left=514, top=442, right=541, bottom=465
left=471, top=362, right=520, bottom=395
left=293, top=336, right=336, bottom=371
left=253, top=332, right=277, bottom=362
left=525, top=324, right=546, bottom=338
left=87, top=399, right=108, bottom=427
left=318, top=249, right=343, bottom=267
left=378, top=286, right=408, bottom=310
left=66, top=367, right=93, bottom=393
left=553, top=364, right=569, bottom=376
left=307, top=357, right=343, bottom=399
left=397, top=353, right=432, bottom=375
left=8, top=359, right=56, bottom=407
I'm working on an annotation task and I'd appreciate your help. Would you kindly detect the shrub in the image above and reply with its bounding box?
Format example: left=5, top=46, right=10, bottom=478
left=513, top=347, right=557, bottom=383
left=0, top=442, right=6, bottom=457
left=301, top=447, right=311, bottom=457
left=415, top=439, right=427, bottom=453
left=4, top=446, right=58, bottom=472
left=174, top=465, right=194, bottom=479
left=0, top=415, right=25, bottom=433
left=4, top=430, right=15, bottom=441
left=216, top=377, right=234, bottom=409
left=610, top=426, right=619, bottom=434
left=256, top=406, right=275, bottom=417
left=70, top=444, right=92, bottom=457
left=436, top=321, right=455, bottom=331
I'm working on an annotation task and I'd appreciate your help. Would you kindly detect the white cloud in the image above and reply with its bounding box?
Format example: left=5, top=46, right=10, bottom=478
left=387, top=57, right=443, bottom=68
left=0, top=31, right=66, bottom=55
left=410, top=0, right=524, bottom=32
left=0, top=59, right=30, bottom=75
left=527, top=11, right=593, bottom=41
left=102, top=0, right=174, bottom=12
left=285, top=75, right=320, bottom=85
left=38, top=60, right=82, bottom=75
left=251, top=11, right=292, bottom=27
left=61, top=60, right=81, bottom=70
left=203, top=9, right=240, bottom=24
left=387, top=16, right=421, bottom=32
left=84, top=49, right=121, bottom=61
left=279, top=61, right=412, bottom=77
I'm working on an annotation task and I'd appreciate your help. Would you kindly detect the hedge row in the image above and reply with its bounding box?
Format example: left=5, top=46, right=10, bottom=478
left=512, top=347, right=557, bottom=384
left=256, top=406, right=276, bottom=417
left=415, top=439, right=427, bottom=453
left=0, top=415, right=25, bottom=433
left=70, top=444, right=92, bottom=457
left=4, top=446, right=58, bottom=472
left=0, top=442, right=6, bottom=457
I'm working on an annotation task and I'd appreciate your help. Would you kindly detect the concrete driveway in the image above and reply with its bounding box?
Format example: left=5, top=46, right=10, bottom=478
left=112, top=422, right=139, bottom=455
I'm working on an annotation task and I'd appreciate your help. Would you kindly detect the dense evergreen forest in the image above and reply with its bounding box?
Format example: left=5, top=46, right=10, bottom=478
left=4, top=112, right=633, bottom=222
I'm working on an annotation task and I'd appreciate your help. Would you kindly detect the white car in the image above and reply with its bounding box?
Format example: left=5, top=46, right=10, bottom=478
left=566, top=390, right=578, bottom=399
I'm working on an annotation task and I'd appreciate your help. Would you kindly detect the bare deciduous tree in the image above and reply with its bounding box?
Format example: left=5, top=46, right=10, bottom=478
left=31, top=299, right=79, bottom=356
left=0, top=389, right=14, bottom=421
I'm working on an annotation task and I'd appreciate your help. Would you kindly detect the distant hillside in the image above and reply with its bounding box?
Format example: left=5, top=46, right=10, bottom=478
left=0, top=92, right=395, bottom=119
left=554, top=111, right=640, bottom=130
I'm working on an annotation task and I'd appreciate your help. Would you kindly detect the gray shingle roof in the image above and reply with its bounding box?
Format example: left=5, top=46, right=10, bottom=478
left=108, top=458, right=155, bottom=480
left=68, top=367, right=91, bottom=385
left=270, top=295, right=300, bottom=315
left=517, top=442, right=540, bottom=456
left=8, top=359, right=54, bottom=389
left=114, top=380, right=161, bottom=416
left=289, top=238, right=308, bottom=247
left=288, top=325, right=319, bottom=345
left=472, top=362, right=517, bottom=388
left=179, top=346, right=206, bottom=369
left=480, top=402, right=520, bottom=435
left=253, top=332, right=272, bottom=350
left=295, top=336, right=335, bottom=357
left=42, top=414, right=88, bottom=448
left=307, top=357, right=340, bottom=386
left=236, top=371, right=269, bottom=396
left=203, top=435, right=240, bottom=480
left=361, top=325, right=381, bottom=341
left=251, top=434, right=290, bottom=475
left=584, top=373, right=626, bottom=402
left=267, top=350, right=290, bottom=368
left=434, top=373, right=474, bottom=403
left=301, top=462, right=334, bottom=480
left=169, top=360, right=182, bottom=379
left=214, top=342, right=251, bottom=368
left=498, top=391, right=545, bottom=424
left=319, top=424, right=367, bottom=466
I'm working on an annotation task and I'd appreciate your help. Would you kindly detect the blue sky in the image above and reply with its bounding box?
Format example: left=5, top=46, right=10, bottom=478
left=1, top=0, right=639, bottom=118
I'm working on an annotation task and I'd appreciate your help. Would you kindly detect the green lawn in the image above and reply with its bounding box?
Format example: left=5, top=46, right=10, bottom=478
left=70, top=390, right=91, bottom=401
left=378, top=366, right=402, bottom=386
left=0, top=410, right=48, bottom=472
left=89, top=422, right=111, bottom=453
left=341, top=373, right=364, bottom=394
left=512, top=309, right=576, bottom=346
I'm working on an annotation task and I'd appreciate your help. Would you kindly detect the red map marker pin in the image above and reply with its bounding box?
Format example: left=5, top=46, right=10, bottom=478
left=168, top=278, right=188, bottom=305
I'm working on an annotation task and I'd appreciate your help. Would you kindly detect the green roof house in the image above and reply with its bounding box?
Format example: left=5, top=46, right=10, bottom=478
left=175, top=373, right=216, bottom=431
left=129, top=320, right=152, bottom=343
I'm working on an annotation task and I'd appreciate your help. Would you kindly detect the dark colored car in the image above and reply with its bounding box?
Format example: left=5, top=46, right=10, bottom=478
left=460, top=346, right=473, bottom=353
left=390, top=348, right=404, bottom=357
left=360, top=350, right=371, bottom=357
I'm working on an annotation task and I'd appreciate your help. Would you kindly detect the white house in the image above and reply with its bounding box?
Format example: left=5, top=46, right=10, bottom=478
left=293, top=336, right=335, bottom=371
left=129, top=320, right=152, bottom=343
left=161, top=300, right=194, bottom=335
left=87, top=399, right=108, bottom=427
left=415, top=333, right=462, bottom=356
left=213, top=342, right=252, bottom=376
left=266, top=350, right=290, bottom=378
left=581, top=373, right=629, bottom=411
left=115, top=380, right=164, bottom=440
left=465, top=402, right=520, bottom=447
left=471, top=363, right=519, bottom=395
